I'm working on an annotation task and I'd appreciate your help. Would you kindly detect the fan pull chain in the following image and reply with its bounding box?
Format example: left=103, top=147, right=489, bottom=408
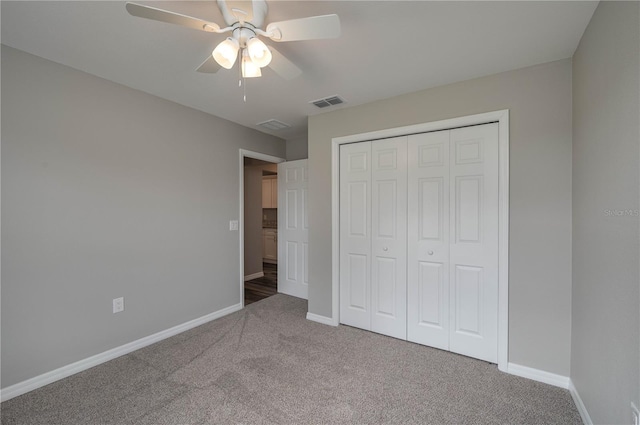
left=238, top=49, right=246, bottom=102
left=238, top=49, right=242, bottom=88
left=243, top=70, right=247, bottom=102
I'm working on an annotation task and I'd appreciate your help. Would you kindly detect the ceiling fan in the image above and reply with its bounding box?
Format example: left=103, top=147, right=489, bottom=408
left=125, top=0, right=341, bottom=80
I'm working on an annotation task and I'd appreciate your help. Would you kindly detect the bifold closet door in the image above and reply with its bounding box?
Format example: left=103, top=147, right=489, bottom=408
left=340, top=142, right=372, bottom=331
left=370, top=137, right=407, bottom=339
left=448, top=123, right=499, bottom=363
left=340, top=122, right=499, bottom=363
left=339, top=137, right=408, bottom=339
left=407, top=130, right=451, bottom=350
left=407, top=123, right=499, bottom=363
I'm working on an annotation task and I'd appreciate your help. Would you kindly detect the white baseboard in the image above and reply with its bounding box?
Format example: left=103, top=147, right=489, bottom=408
left=506, top=363, right=570, bottom=389
left=306, top=312, right=338, bottom=326
left=0, top=302, right=243, bottom=402
left=244, top=272, right=264, bottom=281
left=569, top=380, right=593, bottom=425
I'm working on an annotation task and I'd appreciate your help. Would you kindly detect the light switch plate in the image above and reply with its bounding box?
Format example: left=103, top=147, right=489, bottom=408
left=229, top=220, right=239, bottom=231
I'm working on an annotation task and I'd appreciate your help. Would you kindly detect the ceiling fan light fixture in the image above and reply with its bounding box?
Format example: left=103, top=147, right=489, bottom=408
left=246, top=37, right=272, bottom=67
left=212, top=37, right=240, bottom=69
left=125, top=1, right=341, bottom=84
left=241, top=50, right=262, bottom=78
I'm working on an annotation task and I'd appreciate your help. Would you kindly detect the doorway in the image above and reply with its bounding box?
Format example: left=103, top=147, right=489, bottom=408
left=239, top=150, right=285, bottom=306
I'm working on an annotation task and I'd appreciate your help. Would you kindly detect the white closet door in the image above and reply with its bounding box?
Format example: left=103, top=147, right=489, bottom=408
left=407, top=130, right=450, bottom=349
left=340, top=142, right=372, bottom=330
left=338, top=122, right=500, bottom=364
left=370, top=137, right=408, bottom=339
left=449, top=123, right=499, bottom=363
left=277, top=159, right=309, bottom=299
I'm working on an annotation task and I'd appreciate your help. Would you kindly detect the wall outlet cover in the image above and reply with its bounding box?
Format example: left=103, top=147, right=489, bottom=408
left=112, top=297, right=124, bottom=314
left=229, top=220, right=239, bottom=231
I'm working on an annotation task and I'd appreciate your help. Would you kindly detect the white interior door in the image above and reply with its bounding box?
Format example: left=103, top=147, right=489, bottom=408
left=277, top=159, right=309, bottom=299
left=449, top=123, right=499, bottom=363
left=338, top=122, right=499, bottom=364
left=370, top=137, right=408, bottom=339
left=339, top=142, right=372, bottom=330
left=407, top=130, right=450, bottom=349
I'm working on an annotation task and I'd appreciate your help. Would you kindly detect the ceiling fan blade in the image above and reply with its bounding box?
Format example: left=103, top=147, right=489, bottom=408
left=268, top=47, right=302, bottom=80
left=266, top=14, right=340, bottom=42
left=126, top=2, right=220, bottom=33
left=196, top=55, right=221, bottom=73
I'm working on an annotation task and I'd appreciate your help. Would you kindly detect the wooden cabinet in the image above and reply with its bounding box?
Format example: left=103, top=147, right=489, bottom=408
left=262, top=175, right=278, bottom=209
left=263, top=228, right=277, bottom=263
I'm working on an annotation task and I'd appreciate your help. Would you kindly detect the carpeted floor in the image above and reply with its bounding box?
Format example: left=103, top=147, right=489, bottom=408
left=1, top=295, right=581, bottom=424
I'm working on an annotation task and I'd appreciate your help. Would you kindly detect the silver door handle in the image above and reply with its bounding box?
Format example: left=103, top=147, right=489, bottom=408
left=383, top=247, right=388, bottom=251
left=428, top=250, right=434, bottom=255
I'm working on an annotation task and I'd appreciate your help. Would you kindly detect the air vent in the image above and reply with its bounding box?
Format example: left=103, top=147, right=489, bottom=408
left=310, top=95, right=346, bottom=109
left=257, top=119, right=291, bottom=131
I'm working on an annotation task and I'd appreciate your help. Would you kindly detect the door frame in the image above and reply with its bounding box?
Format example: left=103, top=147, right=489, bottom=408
left=238, top=149, right=285, bottom=307
left=330, top=110, right=510, bottom=371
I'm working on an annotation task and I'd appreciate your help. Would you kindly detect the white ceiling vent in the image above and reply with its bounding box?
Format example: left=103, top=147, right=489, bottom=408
left=310, top=95, right=346, bottom=109
left=257, top=119, right=291, bottom=131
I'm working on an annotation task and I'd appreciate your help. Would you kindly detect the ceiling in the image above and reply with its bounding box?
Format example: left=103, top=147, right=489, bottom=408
left=1, top=1, right=598, bottom=141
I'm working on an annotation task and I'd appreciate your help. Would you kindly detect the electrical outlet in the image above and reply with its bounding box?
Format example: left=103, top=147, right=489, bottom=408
left=112, top=297, right=124, bottom=314
left=632, top=402, right=639, bottom=425
left=229, top=220, right=239, bottom=231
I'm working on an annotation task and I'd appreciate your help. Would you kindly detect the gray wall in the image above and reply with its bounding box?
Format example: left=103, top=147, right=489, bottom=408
left=571, top=2, right=640, bottom=423
left=243, top=165, right=263, bottom=277
left=286, top=136, right=309, bottom=161
left=1, top=46, right=285, bottom=388
left=308, top=59, right=573, bottom=375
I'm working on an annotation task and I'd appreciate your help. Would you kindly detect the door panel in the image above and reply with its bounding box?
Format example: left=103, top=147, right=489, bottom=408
left=285, top=189, right=298, bottom=229
left=419, top=178, right=444, bottom=240
left=285, top=241, right=298, bottom=282
left=348, top=182, right=368, bottom=237
left=375, top=181, right=397, bottom=237
left=455, top=176, right=483, bottom=243
left=407, top=130, right=450, bottom=350
left=348, top=254, right=368, bottom=310
left=418, top=261, right=444, bottom=326
left=454, top=265, right=483, bottom=336
left=302, top=188, right=309, bottom=230
left=370, top=137, right=407, bottom=339
left=449, top=123, right=499, bottom=363
left=278, top=159, right=309, bottom=299
left=374, top=257, right=397, bottom=316
left=340, top=143, right=372, bottom=330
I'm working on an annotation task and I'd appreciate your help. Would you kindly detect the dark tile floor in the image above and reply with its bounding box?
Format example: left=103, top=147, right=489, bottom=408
left=244, top=263, right=277, bottom=305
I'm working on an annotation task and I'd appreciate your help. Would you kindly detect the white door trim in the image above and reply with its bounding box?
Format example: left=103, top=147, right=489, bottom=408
left=330, top=110, right=510, bottom=371
left=239, top=149, right=285, bottom=307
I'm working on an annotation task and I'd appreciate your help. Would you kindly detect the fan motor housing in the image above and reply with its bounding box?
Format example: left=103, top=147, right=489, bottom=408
left=232, top=26, right=258, bottom=47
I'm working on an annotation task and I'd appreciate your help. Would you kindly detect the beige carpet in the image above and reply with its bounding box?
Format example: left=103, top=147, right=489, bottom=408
left=1, top=294, right=581, bottom=424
